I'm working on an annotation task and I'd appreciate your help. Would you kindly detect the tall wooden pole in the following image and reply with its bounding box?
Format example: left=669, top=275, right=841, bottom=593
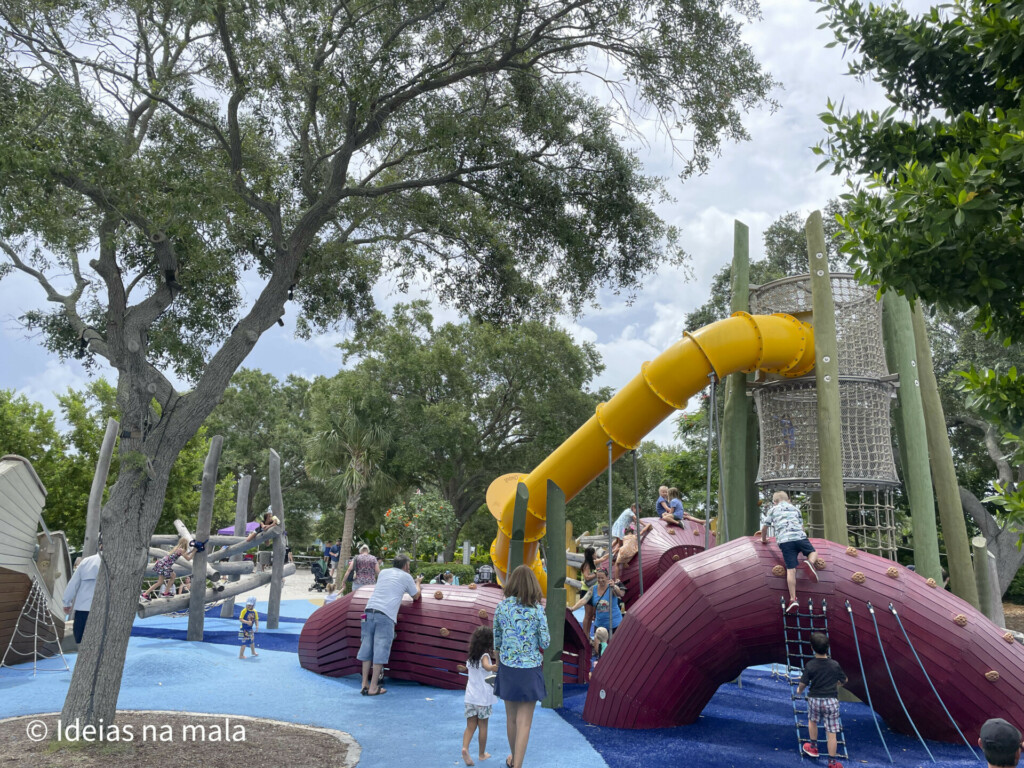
left=805, top=211, right=848, bottom=544
left=221, top=475, right=251, bottom=618
left=542, top=480, right=566, bottom=709
left=187, top=435, right=223, bottom=641
left=721, top=220, right=751, bottom=543
left=267, top=449, right=286, bottom=629
left=83, top=417, right=118, bottom=557
left=881, top=294, right=942, bottom=583
left=745, top=403, right=760, bottom=534
left=507, top=483, right=529, bottom=576
left=911, top=300, right=980, bottom=608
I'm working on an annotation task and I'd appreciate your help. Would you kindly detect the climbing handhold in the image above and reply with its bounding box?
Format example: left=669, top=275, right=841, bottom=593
left=1004, top=632, right=1016, bottom=643
left=845, top=546, right=858, bottom=556
left=886, top=567, right=899, bottom=579
left=457, top=664, right=467, bottom=673
left=478, top=610, right=488, bottom=620
left=985, top=671, right=1000, bottom=682
left=772, top=565, right=785, bottom=577
left=440, top=627, right=450, bottom=637
left=953, top=614, right=968, bottom=627
left=693, top=529, right=700, bottom=537
left=467, top=583, right=478, bottom=590
left=851, top=572, right=866, bottom=584
left=434, top=590, right=444, bottom=599
left=813, top=558, right=826, bottom=570
left=667, top=528, right=677, bottom=535
left=672, top=554, right=680, bottom=561
left=926, top=578, right=937, bottom=588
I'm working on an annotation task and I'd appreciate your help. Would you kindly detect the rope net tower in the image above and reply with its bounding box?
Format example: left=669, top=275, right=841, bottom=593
left=750, top=274, right=899, bottom=558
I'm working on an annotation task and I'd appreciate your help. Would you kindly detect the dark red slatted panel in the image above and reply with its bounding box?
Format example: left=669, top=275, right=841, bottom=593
left=583, top=537, right=1024, bottom=742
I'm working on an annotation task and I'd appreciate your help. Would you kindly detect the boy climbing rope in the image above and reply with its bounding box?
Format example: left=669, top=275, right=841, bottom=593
left=797, top=632, right=848, bottom=768
left=757, top=491, right=818, bottom=612
left=238, top=596, right=259, bottom=659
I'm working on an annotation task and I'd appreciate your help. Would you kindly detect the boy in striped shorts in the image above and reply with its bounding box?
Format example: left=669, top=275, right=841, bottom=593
left=797, top=632, right=848, bottom=768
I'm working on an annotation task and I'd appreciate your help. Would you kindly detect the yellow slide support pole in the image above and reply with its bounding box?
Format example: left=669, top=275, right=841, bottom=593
left=488, top=313, right=816, bottom=586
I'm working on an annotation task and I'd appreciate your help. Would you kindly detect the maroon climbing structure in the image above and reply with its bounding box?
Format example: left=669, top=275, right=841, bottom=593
left=616, top=517, right=713, bottom=606
left=584, top=536, right=1024, bottom=741
left=299, top=582, right=590, bottom=688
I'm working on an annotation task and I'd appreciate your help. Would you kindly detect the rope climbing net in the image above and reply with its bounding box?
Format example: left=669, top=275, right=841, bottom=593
left=803, top=489, right=898, bottom=560
left=0, top=579, right=70, bottom=675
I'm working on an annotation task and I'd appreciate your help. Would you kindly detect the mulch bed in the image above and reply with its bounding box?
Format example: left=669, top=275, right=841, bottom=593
left=1004, top=602, right=1024, bottom=634
left=0, top=712, right=351, bottom=768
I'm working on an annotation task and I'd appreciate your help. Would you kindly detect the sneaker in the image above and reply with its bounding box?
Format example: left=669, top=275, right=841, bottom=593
left=140, top=592, right=150, bottom=601
left=806, top=561, right=819, bottom=582
left=827, top=760, right=843, bottom=768
left=786, top=600, right=800, bottom=613
left=802, top=742, right=819, bottom=758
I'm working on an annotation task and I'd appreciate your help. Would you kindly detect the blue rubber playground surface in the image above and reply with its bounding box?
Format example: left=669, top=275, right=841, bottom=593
left=0, top=598, right=988, bottom=767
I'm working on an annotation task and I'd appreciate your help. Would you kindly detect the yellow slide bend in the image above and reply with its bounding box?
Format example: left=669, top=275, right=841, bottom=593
left=488, top=312, right=816, bottom=588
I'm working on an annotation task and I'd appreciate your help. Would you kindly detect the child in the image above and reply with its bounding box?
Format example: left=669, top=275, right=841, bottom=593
left=143, top=537, right=194, bottom=600
left=614, top=521, right=652, bottom=581
left=590, top=627, right=608, bottom=662
left=462, top=625, right=497, bottom=766
left=238, top=596, right=259, bottom=659
left=797, top=632, right=847, bottom=767
left=244, top=511, right=281, bottom=543
left=324, top=582, right=338, bottom=603
left=668, top=487, right=704, bottom=525
left=758, top=490, right=818, bottom=612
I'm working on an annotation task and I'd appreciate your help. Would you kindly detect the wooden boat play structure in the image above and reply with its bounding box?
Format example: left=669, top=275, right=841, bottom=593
left=0, top=455, right=73, bottom=664
left=299, top=583, right=591, bottom=689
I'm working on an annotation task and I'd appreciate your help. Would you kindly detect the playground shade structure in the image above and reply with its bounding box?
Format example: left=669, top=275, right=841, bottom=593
left=488, top=312, right=815, bottom=587
left=583, top=537, right=1024, bottom=741
left=298, top=583, right=591, bottom=688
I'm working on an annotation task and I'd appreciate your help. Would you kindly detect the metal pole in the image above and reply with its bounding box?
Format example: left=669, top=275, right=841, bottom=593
left=704, top=374, right=716, bottom=550
left=607, top=440, right=615, bottom=640
left=631, top=449, right=644, bottom=597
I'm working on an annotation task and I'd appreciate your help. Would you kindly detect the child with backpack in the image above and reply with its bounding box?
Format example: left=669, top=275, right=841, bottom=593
left=238, top=596, right=259, bottom=659
left=462, top=625, right=497, bottom=766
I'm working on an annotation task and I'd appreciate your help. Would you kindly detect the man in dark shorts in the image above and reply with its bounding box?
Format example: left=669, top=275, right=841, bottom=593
left=358, top=554, right=422, bottom=696
left=758, top=490, right=818, bottom=613
left=979, top=718, right=1023, bottom=767
left=797, top=632, right=848, bottom=768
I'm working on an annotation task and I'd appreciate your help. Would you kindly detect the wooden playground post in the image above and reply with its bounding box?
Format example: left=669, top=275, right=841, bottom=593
left=910, top=299, right=980, bottom=609
left=805, top=211, right=848, bottom=545
left=971, top=536, right=1005, bottom=628
left=507, top=482, right=529, bottom=576
left=83, top=417, right=118, bottom=558
left=188, top=434, right=223, bottom=641
left=542, top=480, right=566, bottom=709
left=221, top=474, right=251, bottom=618
left=721, top=219, right=751, bottom=543
left=267, top=449, right=285, bottom=630
left=881, top=294, right=942, bottom=584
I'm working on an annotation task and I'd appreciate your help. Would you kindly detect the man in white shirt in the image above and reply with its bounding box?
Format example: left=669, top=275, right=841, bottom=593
left=63, top=550, right=103, bottom=644
left=358, top=553, right=422, bottom=696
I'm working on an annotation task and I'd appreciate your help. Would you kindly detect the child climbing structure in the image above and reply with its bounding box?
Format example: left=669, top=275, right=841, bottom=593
left=485, top=214, right=1023, bottom=743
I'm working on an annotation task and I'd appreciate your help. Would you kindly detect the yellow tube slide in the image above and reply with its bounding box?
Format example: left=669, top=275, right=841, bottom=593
left=488, top=312, right=815, bottom=588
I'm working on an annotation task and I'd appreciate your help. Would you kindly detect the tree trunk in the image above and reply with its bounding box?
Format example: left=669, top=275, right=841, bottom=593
left=335, top=490, right=360, bottom=590
left=61, top=462, right=171, bottom=727
left=960, top=486, right=1024, bottom=595
left=443, top=496, right=483, bottom=562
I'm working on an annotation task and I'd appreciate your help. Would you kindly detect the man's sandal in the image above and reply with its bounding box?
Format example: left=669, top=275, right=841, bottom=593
left=367, top=687, right=387, bottom=696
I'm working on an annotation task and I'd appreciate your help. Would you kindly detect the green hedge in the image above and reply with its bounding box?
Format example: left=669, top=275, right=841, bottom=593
left=414, top=563, right=477, bottom=584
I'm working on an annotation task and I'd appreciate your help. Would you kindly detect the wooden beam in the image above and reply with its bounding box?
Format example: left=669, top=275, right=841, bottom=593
left=266, top=449, right=285, bottom=630
left=137, top=563, right=295, bottom=619
left=83, top=417, right=118, bottom=558
left=188, top=435, right=223, bottom=641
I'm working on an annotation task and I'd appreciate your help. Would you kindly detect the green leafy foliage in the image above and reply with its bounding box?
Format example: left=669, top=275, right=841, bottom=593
left=379, top=492, right=458, bottom=563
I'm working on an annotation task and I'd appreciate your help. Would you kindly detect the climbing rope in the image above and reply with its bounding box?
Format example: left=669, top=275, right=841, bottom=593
left=844, top=600, right=893, bottom=764
left=867, top=602, right=935, bottom=763
left=888, top=604, right=981, bottom=761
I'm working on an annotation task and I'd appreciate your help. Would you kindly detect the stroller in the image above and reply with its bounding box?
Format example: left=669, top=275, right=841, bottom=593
left=309, top=559, right=332, bottom=592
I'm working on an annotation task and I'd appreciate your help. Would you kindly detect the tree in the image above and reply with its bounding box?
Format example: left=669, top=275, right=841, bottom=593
left=817, top=0, right=1024, bottom=533
left=333, top=301, right=604, bottom=558
left=0, top=0, right=776, bottom=725
left=379, top=491, right=458, bottom=564
left=305, top=378, right=394, bottom=587
left=204, top=369, right=330, bottom=544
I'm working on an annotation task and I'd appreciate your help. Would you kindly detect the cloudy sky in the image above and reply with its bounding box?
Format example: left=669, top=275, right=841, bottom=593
left=0, top=0, right=932, bottom=445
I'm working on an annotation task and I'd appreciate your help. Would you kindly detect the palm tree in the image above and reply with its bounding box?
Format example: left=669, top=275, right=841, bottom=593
left=305, top=384, right=393, bottom=589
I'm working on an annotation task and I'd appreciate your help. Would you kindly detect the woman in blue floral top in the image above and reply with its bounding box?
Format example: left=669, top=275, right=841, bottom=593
left=492, top=564, right=549, bottom=768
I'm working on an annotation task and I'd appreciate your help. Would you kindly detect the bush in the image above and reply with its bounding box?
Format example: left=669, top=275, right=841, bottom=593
left=414, top=562, right=476, bottom=584
left=1007, top=563, right=1024, bottom=605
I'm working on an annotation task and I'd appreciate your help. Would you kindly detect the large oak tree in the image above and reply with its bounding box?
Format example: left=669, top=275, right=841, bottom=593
left=0, top=0, right=775, bottom=724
